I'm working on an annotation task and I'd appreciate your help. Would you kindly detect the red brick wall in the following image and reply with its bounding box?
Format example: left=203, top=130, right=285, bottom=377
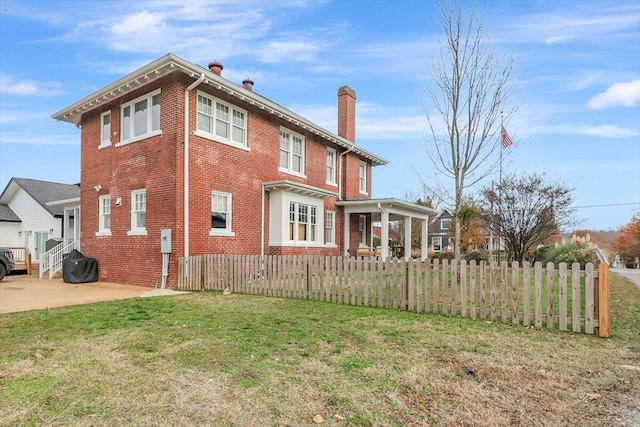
left=79, top=72, right=372, bottom=287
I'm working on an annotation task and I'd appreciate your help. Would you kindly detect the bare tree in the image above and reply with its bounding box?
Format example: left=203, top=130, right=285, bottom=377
left=476, top=173, right=578, bottom=263
left=419, top=0, right=517, bottom=259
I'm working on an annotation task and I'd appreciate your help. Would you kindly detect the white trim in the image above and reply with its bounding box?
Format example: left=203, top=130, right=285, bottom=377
left=194, top=129, right=250, bottom=152
left=99, top=111, right=111, bottom=148
left=210, top=190, right=234, bottom=236
left=95, top=231, right=112, bottom=237
left=195, top=91, right=248, bottom=149
left=129, top=188, right=146, bottom=234
left=325, top=210, right=336, bottom=245
left=117, top=89, right=161, bottom=146
left=279, top=126, right=306, bottom=177
left=98, top=194, right=111, bottom=234
left=359, top=161, right=368, bottom=195
left=326, top=147, right=337, bottom=185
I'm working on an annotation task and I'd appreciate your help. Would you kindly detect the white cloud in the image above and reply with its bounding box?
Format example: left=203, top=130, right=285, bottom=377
left=0, top=75, right=64, bottom=96
left=543, top=35, right=571, bottom=45
left=581, top=124, right=639, bottom=138
left=586, top=79, right=640, bottom=109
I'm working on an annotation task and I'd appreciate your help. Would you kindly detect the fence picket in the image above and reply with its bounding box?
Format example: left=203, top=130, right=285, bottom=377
left=585, top=263, right=595, bottom=334
left=460, top=259, right=468, bottom=318
left=523, top=262, right=531, bottom=327
left=490, top=265, right=498, bottom=321
left=572, top=262, right=581, bottom=333
left=469, top=260, right=477, bottom=320
left=501, top=261, right=508, bottom=323
left=534, top=262, right=543, bottom=328
left=451, top=260, right=458, bottom=316
left=546, top=262, right=555, bottom=329
left=511, top=261, right=520, bottom=325
left=559, top=263, right=568, bottom=331
left=432, top=259, right=440, bottom=313
left=479, top=261, right=487, bottom=320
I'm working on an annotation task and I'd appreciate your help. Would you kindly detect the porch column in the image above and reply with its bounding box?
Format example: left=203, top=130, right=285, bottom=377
left=404, top=216, right=412, bottom=260
left=380, top=209, right=389, bottom=261
left=421, top=219, right=428, bottom=260
left=343, top=212, right=350, bottom=257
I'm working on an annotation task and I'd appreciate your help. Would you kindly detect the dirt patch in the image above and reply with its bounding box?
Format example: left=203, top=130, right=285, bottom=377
left=0, top=273, right=154, bottom=314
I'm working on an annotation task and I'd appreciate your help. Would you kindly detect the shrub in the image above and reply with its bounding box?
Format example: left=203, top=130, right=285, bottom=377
left=465, top=251, right=489, bottom=263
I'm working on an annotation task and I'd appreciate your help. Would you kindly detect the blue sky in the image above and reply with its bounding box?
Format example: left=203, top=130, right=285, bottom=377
left=0, top=0, right=638, bottom=231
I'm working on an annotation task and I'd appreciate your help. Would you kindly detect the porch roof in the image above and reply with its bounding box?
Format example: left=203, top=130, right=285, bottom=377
left=336, top=198, right=438, bottom=221
left=263, top=180, right=338, bottom=199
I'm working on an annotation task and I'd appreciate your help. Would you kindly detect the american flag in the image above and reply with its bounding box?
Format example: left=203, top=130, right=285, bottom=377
left=501, top=125, right=513, bottom=149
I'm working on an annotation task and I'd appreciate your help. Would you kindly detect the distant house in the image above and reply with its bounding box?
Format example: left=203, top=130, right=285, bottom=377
left=0, top=178, right=80, bottom=262
left=52, top=52, right=437, bottom=287
left=429, top=209, right=454, bottom=252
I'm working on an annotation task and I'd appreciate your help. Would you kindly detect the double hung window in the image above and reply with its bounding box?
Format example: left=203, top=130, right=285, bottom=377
left=128, top=189, right=147, bottom=235
left=119, top=90, right=161, bottom=145
left=196, top=92, right=247, bottom=149
left=359, top=161, right=367, bottom=194
left=279, top=128, right=305, bottom=176
left=326, top=148, right=336, bottom=185
left=210, top=191, right=235, bottom=236
left=97, top=195, right=111, bottom=236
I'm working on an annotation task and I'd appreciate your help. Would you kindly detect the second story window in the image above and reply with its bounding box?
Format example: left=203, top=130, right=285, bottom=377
left=196, top=92, right=248, bottom=150
left=441, top=218, right=451, bottom=230
left=128, top=189, right=147, bottom=235
left=279, top=128, right=305, bottom=177
left=100, top=111, right=111, bottom=148
left=326, top=148, right=336, bottom=185
left=118, top=90, right=161, bottom=146
left=359, top=161, right=367, bottom=194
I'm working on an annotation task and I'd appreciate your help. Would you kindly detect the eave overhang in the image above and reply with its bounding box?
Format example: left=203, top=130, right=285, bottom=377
left=52, top=53, right=388, bottom=166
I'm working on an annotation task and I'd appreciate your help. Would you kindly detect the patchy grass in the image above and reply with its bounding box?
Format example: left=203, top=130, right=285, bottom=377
left=0, top=274, right=638, bottom=426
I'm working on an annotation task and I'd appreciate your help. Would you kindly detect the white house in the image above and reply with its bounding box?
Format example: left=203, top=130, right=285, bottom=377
left=0, top=178, right=80, bottom=263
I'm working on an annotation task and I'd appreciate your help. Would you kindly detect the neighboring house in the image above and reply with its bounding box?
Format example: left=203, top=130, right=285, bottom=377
left=0, top=178, right=80, bottom=262
left=429, top=209, right=454, bottom=252
left=52, top=53, right=436, bottom=287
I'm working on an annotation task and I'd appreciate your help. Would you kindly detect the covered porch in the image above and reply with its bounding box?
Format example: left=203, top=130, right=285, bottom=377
left=336, top=198, right=437, bottom=261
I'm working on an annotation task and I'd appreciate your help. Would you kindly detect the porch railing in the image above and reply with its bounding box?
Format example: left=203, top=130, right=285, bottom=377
left=39, top=241, right=79, bottom=279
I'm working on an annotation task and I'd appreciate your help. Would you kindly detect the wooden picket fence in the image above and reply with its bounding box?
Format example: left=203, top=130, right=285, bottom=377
left=178, top=255, right=610, bottom=337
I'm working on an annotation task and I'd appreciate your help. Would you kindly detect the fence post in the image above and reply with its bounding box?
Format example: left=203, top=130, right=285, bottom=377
left=597, top=263, right=610, bottom=338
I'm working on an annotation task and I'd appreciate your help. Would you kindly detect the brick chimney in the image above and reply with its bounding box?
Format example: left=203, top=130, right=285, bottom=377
left=208, top=61, right=223, bottom=76
left=242, top=78, right=254, bottom=91
left=337, top=85, right=356, bottom=143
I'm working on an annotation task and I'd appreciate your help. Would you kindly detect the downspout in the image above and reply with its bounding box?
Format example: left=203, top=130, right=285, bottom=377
left=261, top=183, right=266, bottom=259
left=183, top=73, right=206, bottom=258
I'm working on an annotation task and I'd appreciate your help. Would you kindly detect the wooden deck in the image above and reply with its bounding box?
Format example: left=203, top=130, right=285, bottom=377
left=5, top=247, right=33, bottom=275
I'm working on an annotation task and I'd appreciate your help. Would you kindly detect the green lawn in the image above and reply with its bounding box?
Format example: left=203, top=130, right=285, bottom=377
left=1, top=273, right=638, bottom=426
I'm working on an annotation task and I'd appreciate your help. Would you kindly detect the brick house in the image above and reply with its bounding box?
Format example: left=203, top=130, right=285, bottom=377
left=53, top=53, right=435, bottom=287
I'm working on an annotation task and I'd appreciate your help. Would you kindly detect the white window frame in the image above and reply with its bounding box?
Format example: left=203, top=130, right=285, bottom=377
left=279, top=127, right=306, bottom=178
left=288, top=201, right=317, bottom=243
left=127, top=189, right=147, bottom=236
left=359, top=161, right=367, bottom=195
left=325, top=210, right=336, bottom=245
left=441, top=218, right=451, bottom=230
left=326, top=147, right=337, bottom=186
left=210, top=190, right=235, bottom=237
left=99, top=111, right=111, bottom=148
left=116, top=89, right=161, bottom=147
left=96, top=195, right=111, bottom=236
left=432, top=236, right=442, bottom=252
left=194, top=91, right=249, bottom=151
left=358, top=215, right=366, bottom=246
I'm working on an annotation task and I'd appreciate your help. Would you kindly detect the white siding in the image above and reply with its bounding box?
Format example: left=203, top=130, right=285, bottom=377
left=0, top=222, right=22, bottom=247
left=7, top=189, right=61, bottom=257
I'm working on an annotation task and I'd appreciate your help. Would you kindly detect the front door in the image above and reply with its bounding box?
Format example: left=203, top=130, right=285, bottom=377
left=35, top=231, right=48, bottom=261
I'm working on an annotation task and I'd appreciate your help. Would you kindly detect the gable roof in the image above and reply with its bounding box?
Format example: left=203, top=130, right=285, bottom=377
left=0, top=178, right=80, bottom=218
left=52, top=52, right=388, bottom=166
